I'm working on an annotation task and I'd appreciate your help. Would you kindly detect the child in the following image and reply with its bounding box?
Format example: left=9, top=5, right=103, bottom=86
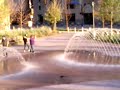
left=29, top=35, right=35, bottom=52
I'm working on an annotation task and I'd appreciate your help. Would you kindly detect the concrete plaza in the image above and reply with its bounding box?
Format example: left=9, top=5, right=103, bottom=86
left=2, top=32, right=120, bottom=90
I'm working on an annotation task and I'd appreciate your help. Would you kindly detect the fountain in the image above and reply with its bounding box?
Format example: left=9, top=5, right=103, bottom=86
left=0, top=47, right=40, bottom=89
left=64, top=30, right=120, bottom=65
left=0, top=47, right=27, bottom=75
left=0, top=30, right=120, bottom=90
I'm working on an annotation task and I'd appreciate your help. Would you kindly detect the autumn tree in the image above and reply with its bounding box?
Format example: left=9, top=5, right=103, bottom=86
left=96, top=1, right=107, bottom=28
left=44, top=0, right=62, bottom=30
left=106, top=0, right=120, bottom=29
left=97, top=0, right=120, bottom=29
left=0, top=0, right=10, bottom=30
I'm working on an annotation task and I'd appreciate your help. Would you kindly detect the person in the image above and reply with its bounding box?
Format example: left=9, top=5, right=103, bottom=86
left=23, top=34, right=29, bottom=52
left=29, top=35, right=35, bottom=53
left=1, top=35, right=8, bottom=47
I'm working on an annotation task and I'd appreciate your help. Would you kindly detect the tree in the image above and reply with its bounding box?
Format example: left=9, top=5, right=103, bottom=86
left=97, top=0, right=120, bottom=29
left=64, top=0, right=72, bottom=31
left=10, top=0, right=31, bottom=29
left=0, top=0, right=10, bottom=30
left=106, top=0, right=120, bottom=30
left=96, top=1, right=107, bottom=28
left=44, top=0, right=62, bottom=30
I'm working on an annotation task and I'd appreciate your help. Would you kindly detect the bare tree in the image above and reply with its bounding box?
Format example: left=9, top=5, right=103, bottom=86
left=64, top=0, right=71, bottom=31
left=10, top=0, right=31, bottom=29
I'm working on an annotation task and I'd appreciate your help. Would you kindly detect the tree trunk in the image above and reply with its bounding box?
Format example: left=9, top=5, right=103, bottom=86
left=66, top=14, right=69, bottom=31
left=20, top=11, right=22, bottom=29
left=53, top=17, right=56, bottom=31
left=110, top=12, right=113, bottom=34
left=102, top=18, right=105, bottom=28
left=110, top=12, right=113, bottom=35
left=53, top=22, right=56, bottom=31
left=20, top=0, right=22, bottom=30
left=111, top=20, right=113, bottom=30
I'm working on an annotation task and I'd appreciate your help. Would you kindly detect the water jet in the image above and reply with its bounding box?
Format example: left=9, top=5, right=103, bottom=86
left=0, top=31, right=120, bottom=90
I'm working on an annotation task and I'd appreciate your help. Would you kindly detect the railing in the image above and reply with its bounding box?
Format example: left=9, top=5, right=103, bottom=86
left=65, top=27, right=120, bottom=34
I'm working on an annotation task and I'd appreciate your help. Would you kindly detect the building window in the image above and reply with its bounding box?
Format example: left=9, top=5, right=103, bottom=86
left=67, top=4, right=75, bottom=9
left=38, top=14, right=43, bottom=23
left=69, top=13, right=75, bottom=22
left=70, top=4, right=75, bottom=9
left=39, top=6, right=41, bottom=10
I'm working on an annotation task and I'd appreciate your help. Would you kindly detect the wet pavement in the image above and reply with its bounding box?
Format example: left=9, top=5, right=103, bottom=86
left=0, top=32, right=120, bottom=90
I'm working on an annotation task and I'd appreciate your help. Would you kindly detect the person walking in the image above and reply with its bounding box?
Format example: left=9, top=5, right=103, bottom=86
left=23, top=34, right=29, bottom=52
left=29, top=35, right=35, bottom=53
left=1, top=35, right=8, bottom=47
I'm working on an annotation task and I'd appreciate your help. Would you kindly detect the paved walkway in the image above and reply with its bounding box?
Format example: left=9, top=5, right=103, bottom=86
left=27, top=81, right=120, bottom=90
left=1, top=32, right=120, bottom=90
left=12, top=33, right=74, bottom=53
left=20, top=32, right=120, bottom=90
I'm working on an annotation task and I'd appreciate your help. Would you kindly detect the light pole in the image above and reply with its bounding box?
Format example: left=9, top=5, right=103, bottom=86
left=28, top=0, right=34, bottom=29
left=92, top=1, right=95, bottom=29
left=92, top=1, right=96, bottom=39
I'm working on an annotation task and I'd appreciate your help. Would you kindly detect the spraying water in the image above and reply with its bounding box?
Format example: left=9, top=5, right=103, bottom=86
left=0, top=47, right=25, bottom=63
left=64, top=29, right=120, bottom=65
left=0, top=47, right=36, bottom=75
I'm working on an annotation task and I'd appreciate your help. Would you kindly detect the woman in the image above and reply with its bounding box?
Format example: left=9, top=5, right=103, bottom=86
left=29, top=35, right=35, bottom=52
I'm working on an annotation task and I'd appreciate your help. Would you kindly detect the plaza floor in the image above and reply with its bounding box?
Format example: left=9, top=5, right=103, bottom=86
left=1, top=32, right=120, bottom=90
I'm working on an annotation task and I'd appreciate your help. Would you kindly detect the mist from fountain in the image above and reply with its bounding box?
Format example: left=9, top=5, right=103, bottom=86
left=0, top=47, right=37, bottom=75
left=0, top=47, right=25, bottom=63
left=64, top=29, right=120, bottom=66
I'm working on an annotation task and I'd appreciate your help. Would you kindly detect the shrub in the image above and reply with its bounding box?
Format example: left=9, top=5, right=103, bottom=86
left=0, top=26, right=58, bottom=45
left=89, top=31, right=120, bottom=44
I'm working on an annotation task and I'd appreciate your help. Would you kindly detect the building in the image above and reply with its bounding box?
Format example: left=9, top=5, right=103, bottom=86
left=32, top=0, right=99, bottom=26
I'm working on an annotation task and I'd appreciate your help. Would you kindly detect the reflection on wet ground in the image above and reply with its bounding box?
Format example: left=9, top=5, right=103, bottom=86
left=0, top=50, right=120, bottom=90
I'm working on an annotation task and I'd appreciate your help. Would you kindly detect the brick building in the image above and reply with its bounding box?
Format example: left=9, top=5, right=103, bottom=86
left=31, top=0, right=98, bottom=26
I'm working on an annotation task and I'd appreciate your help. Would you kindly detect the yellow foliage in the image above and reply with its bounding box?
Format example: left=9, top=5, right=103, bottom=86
left=0, top=0, right=10, bottom=30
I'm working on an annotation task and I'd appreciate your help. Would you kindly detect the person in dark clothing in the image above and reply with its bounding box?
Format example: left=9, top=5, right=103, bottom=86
left=29, top=35, right=35, bottom=53
left=23, top=34, right=29, bottom=52
left=1, top=36, right=8, bottom=47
